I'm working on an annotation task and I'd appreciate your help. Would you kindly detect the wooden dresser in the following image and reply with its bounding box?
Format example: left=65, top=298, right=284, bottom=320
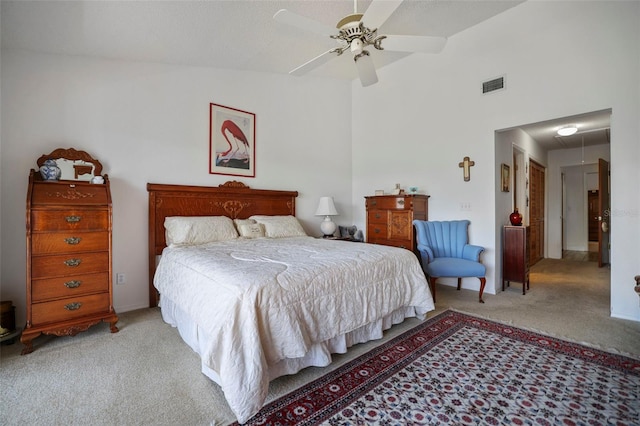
left=365, top=194, right=429, bottom=250
left=22, top=153, right=118, bottom=354
left=502, top=225, right=530, bottom=295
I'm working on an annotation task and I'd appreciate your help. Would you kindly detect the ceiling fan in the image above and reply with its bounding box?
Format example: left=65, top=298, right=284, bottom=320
left=274, top=0, right=447, bottom=87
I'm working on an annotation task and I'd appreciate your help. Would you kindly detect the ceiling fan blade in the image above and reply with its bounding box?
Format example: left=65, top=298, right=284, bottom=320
left=361, top=0, right=404, bottom=29
left=290, top=49, right=337, bottom=76
left=273, top=9, right=335, bottom=36
left=354, top=53, right=378, bottom=87
left=382, top=35, right=447, bottom=53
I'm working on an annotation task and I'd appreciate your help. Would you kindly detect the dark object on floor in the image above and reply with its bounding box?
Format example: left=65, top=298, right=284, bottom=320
left=0, top=301, right=16, bottom=334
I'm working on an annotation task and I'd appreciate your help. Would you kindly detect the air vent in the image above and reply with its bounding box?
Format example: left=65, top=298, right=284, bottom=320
left=482, top=76, right=505, bottom=94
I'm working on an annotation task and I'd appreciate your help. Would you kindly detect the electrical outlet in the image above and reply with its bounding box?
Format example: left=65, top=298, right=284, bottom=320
left=116, top=273, right=126, bottom=285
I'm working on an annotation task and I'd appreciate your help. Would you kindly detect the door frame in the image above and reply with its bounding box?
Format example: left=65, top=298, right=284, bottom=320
left=598, top=158, right=610, bottom=267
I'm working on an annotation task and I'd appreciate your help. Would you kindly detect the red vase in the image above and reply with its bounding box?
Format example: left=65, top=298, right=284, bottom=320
left=509, top=208, right=523, bottom=226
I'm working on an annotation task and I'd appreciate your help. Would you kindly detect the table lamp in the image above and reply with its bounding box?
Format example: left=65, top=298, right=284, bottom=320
left=315, top=196, right=338, bottom=237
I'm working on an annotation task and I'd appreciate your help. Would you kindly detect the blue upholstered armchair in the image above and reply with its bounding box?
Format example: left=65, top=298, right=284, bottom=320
left=413, top=220, right=487, bottom=303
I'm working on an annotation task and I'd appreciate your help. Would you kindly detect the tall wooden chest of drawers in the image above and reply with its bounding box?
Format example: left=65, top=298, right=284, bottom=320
left=22, top=170, right=118, bottom=354
left=365, top=194, right=429, bottom=250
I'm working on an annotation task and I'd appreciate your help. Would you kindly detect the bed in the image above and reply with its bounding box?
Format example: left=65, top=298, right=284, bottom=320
left=147, top=181, right=435, bottom=423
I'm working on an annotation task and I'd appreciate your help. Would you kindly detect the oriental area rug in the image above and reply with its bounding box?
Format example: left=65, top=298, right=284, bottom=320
left=237, top=310, right=640, bottom=426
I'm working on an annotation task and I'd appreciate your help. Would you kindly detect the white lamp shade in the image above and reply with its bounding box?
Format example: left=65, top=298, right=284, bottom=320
left=315, top=197, right=338, bottom=216
left=355, top=52, right=378, bottom=87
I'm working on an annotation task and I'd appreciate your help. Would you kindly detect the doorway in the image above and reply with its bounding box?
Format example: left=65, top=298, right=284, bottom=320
left=559, top=158, right=610, bottom=265
left=529, top=160, right=545, bottom=266
left=495, top=109, right=611, bottom=308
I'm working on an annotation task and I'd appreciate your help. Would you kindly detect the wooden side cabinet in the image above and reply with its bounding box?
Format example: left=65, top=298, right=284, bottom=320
left=502, top=225, right=530, bottom=295
left=21, top=150, right=118, bottom=354
left=365, top=194, right=429, bottom=250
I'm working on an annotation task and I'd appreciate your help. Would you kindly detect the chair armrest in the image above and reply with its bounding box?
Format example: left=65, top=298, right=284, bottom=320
left=462, top=244, right=484, bottom=261
left=416, top=244, right=435, bottom=264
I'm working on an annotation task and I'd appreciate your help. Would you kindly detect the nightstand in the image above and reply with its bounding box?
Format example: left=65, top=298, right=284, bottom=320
left=323, top=236, right=362, bottom=242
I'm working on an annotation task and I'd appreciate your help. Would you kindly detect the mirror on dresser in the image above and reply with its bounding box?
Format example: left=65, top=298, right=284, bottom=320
left=36, top=147, right=104, bottom=182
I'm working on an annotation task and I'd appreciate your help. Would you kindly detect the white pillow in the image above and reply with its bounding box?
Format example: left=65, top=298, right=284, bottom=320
left=237, top=223, right=265, bottom=239
left=164, top=216, right=238, bottom=246
left=249, top=215, right=308, bottom=238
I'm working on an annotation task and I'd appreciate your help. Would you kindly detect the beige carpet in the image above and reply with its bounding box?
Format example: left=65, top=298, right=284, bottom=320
left=1, top=258, right=638, bottom=425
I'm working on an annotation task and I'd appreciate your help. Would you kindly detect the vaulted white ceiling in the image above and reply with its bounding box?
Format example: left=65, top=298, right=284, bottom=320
left=1, top=0, right=523, bottom=81
left=1, top=1, right=610, bottom=150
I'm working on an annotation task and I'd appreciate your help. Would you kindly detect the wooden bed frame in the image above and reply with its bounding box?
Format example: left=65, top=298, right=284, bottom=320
left=147, top=181, right=298, bottom=307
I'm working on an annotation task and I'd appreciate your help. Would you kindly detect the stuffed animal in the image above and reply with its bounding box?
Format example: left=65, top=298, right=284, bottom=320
left=339, top=225, right=364, bottom=242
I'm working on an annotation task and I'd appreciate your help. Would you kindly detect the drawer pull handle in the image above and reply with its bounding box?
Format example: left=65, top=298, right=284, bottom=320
left=64, top=302, right=82, bottom=311
left=64, top=258, right=82, bottom=267
left=64, top=237, right=82, bottom=245
left=374, top=228, right=380, bottom=234
left=64, top=280, right=82, bottom=289
left=375, top=213, right=381, bottom=219
left=65, top=216, right=82, bottom=223
left=371, top=200, right=377, bottom=206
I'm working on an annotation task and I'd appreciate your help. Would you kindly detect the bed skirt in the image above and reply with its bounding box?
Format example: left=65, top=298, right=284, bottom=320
left=159, top=296, right=424, bottom=384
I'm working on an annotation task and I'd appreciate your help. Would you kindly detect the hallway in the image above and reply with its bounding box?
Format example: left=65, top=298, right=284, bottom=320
left=562, top=250, right=599, bottom=262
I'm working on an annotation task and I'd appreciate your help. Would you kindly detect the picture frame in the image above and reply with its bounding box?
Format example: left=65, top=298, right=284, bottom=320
left=501, top=163, right=510, bottom=192
left=209, top=103, right=255, bottom=177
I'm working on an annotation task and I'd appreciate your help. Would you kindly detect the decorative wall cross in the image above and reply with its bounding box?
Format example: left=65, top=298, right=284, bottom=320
left=458, top=156, right=475, bottom=181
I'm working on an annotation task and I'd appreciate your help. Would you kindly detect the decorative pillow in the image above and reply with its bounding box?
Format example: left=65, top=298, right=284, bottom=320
left=164, top=216, right=238, bottom=246
left=249, top=215, right=308, bottom=238
left=233, top=218, right=257, bottom=228
left=237, top=223, right=266, bottom=239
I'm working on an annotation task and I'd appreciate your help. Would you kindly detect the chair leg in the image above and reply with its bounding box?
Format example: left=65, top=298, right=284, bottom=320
left=457, top=278, right=462, bottom=291
left=429, top=277, right=437, bottom=303
left=478, top=277, right=486, bottom=303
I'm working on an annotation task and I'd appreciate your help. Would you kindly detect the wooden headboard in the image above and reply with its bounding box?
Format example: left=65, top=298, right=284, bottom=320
left=147, top=180, right=298, bottom=307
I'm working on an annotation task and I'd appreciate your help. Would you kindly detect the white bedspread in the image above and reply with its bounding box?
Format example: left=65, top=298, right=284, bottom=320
left=154, top=236, right=434, bottom=423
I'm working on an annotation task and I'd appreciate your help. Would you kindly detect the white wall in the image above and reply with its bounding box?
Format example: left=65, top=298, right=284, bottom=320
left=352, top=1, right=640, bottom=320
left=0, top=51, right=353, bottom=324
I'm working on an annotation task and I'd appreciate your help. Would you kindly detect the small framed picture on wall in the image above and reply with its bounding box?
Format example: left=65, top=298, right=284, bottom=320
left=501, top=163, right=510, bottom=192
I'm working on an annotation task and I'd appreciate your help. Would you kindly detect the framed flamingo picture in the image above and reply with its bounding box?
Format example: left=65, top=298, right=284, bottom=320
left=209, top=103, right=256, bottom=177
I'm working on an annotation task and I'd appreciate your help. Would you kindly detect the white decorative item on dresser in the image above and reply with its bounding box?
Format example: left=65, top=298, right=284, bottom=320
left=21, top=148, right=118, bottom=355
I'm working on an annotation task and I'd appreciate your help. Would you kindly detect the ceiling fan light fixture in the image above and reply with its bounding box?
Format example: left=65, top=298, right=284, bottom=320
left=557, top=125, right=578, bottom=136
left=350, top=38, right=364, bottom=54
left=276, top=0, right=448, bottom=86
left=354, top=50, right=378, bottom=87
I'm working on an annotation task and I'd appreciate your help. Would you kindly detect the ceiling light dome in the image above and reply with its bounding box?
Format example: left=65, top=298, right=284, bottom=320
left=557, top=126, right=578, bottom=136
